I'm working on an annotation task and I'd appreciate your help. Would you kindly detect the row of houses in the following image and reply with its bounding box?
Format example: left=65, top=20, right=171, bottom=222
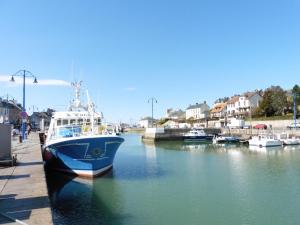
left=139, top=91, right=262, bottom=128
left=0, top=97, right=54, bottom=131
left=0, top=98, right=22, bottom=124
left=29, top=109, right=54, bottom=131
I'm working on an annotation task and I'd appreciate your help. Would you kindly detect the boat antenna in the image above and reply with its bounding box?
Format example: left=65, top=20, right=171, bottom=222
left=86, top=90, right=95, bottom=134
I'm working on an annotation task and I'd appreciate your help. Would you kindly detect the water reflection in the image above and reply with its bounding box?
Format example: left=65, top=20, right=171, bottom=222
left=283, top=145, right=300, bottom=151
left=144, top=141, right=211, bottom=152
left=47, top=134, right=300, bottom=225
left=248, top=145, right=284, bottom=154
left=144, top=140, right=300, bottom=157
left=47, top=171, right=130, bottom=225
left=145, top=141, right=247, bottom=154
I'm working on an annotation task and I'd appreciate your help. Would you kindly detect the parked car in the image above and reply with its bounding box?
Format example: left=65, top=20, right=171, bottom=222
left=287, top=122, right=300, bottom=129
left=243, top=125, right=252, bottom=129
left=254, top=124, right=267, bottom=129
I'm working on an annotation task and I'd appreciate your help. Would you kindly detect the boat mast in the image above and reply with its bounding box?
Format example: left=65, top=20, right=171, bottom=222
left=69, top=81, right=87, bottom=111
left=86, top=90, right=95, bottom=135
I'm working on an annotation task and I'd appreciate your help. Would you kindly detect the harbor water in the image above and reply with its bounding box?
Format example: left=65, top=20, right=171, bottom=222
left=46, top=134, right=300, bottom=225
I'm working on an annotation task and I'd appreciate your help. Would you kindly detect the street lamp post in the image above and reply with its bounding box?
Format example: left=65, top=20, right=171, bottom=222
left=293, top=93, right=300, bottom=129
left=10, top=70, right=38, bottom=141
left=148, top=97, right=157, bottom=128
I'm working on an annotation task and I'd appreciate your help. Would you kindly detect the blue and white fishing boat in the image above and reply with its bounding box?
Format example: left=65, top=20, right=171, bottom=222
left=43, top=81, right=124, bottom=177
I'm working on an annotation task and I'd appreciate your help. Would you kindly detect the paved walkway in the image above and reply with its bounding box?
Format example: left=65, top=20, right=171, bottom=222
left=0, top=133, right=53, bottom=225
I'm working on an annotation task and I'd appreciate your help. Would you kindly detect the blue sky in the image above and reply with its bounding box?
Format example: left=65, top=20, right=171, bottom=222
left=0, top=0, right=300, bottom=123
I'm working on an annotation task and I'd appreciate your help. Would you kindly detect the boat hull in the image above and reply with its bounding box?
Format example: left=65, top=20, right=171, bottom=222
left=213, top=136, right=240, bottom=144
left=249, top=139, right=282, bottom=147
left=183, top=136, right=213, bottom=142
left=283, top=139, right=300, bottom=145
left=43, top=136, right=124, bottom=177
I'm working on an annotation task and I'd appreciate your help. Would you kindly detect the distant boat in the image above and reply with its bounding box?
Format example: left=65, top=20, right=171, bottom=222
left=183, top=129, right=213, bottom=142
left=213, top=135, right=240, bottom=144
left=43, top=81, right=124, bottom=177
left=276, top=133, right=300, bottom=145
left=248, top=135, right=282, bottom=147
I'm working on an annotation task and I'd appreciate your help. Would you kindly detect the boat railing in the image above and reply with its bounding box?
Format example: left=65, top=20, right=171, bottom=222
left=49, top=124, right=108, bottom=140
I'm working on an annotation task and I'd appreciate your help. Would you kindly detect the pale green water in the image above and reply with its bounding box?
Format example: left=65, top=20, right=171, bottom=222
left=47, top=134, right=300, bottom=225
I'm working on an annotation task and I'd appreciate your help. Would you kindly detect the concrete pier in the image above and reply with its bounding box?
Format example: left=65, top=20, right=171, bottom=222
left=142, top=128, right=221, bottom=142
left=0, top=134, right=53, bottom=225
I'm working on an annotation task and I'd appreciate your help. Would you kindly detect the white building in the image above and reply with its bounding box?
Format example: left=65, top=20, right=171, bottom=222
left=139, top=117, right=156, bottom=128
left=186, top=102, right=210, bottom=120
left=139, top=119, right=150, bottom=128
left=226, top=92, right=262, bottom=117
left=226, top=96, right=240, bottom=116
left=210, top=102, right=227, bottom=118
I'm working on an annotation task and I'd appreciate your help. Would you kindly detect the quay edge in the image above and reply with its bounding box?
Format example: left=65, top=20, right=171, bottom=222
left=142, top=128, right=221, bottom=142
left=0, top=133, right=53, bottom=225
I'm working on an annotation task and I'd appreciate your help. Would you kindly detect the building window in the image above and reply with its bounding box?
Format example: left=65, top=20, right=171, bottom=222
left=62, top=119, right=68, bottom=125
left=57, top=119, right=62, bottom=126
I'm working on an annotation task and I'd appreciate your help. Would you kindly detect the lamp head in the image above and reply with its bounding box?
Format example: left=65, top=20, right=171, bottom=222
left=10, top=76, right=15, bottom=82
left=33, top=77, right=38, bottom=84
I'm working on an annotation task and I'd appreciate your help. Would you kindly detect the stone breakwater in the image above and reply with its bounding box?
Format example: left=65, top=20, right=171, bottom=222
left=142, top=128, right=221, bottom=142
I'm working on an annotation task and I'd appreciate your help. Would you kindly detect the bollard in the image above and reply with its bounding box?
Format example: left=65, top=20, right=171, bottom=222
left=39, top=132, right=45, bottom=145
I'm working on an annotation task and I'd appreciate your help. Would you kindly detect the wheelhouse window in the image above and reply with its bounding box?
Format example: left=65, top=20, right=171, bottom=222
left=86, top=119, right=90, bottom=125
left=62, top=119, right=69, bottom=125
left=97, top=118, right=101, bottom=125
left=57, top=119, right=62, bottom=126
left=70, top=119, right=76, bottom=125
left=78, top=119, right=83, bottom=125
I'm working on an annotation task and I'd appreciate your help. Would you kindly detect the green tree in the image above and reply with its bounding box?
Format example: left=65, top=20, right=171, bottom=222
left=257, top=86, right=288, bottom=117
left=157, top=118, right=169, bottom=125
left=291, top=84, right=300, bottom=114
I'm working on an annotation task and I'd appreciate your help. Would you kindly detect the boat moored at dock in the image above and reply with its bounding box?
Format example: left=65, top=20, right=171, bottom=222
left=276, top=133, right=300, bottom=145
left=248, top=135, right=282, bottom=147
left=43, top=81, right=124, bottom=177
left=213, top=135, right=240, bottom=144
left=183, top=129, right=214, bottom=142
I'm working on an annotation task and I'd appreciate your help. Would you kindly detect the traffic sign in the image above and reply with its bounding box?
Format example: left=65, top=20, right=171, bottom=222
left=20, top=111, right=28, bottom=118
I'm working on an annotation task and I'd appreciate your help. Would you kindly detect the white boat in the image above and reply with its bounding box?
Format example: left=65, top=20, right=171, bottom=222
left=276, top=133, right=300, bottom=145
left=248, top=135, right=282, bottom=147
left=213, top=135, right=240, bottom=144
left=43, top=81, right=124, bottom=177
left=183, top=129, right=213, bottom=142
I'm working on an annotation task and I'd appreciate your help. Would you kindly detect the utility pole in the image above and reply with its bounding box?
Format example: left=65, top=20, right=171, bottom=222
left=250, top=104, right=252, bottom=136
left=148, top=97, right=158, bottom=128
left=293, top=93, right=300, bottom=129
